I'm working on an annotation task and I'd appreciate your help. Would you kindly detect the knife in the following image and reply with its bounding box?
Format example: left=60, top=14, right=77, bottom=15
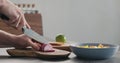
left=0, top=14, right=49, bottom=44
left=22, top=26, right=49, bottom=44
left=0, top=14, right=9, bottom=20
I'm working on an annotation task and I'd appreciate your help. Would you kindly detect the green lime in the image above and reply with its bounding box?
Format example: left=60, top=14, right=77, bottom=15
left=55, top=34, right=66, bottom=43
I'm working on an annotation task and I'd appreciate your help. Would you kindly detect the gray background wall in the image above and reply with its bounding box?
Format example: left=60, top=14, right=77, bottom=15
left=11, top=0, right=120, bottom=44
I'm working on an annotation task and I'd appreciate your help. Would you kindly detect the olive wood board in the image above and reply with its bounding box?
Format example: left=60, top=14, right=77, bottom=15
left=49, top=42, right=71, bottom=52
left=53, top=45, right=71, bottom=52
left=6, top=48, right=71, bottom=59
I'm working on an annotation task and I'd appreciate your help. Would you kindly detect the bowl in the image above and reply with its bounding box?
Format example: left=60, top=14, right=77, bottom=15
left=70, top=42, right=119, bottom=60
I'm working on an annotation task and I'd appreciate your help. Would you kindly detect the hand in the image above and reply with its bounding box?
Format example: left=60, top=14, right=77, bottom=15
left=14, top=34, right=41, bottom=50
left=0, top=0, right=30, bottom=30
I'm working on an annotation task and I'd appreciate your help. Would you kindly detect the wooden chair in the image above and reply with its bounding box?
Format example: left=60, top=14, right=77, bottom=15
left=0, top=13, right=43, bottom=35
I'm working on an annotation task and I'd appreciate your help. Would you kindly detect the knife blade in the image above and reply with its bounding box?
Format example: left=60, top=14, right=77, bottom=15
left=22, top=26, right=49, bottom=44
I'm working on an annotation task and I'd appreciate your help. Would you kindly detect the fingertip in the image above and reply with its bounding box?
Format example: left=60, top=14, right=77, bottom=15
left=28, top=40, right=40, bottom=51
left=30, top=44, right=39, bottom=51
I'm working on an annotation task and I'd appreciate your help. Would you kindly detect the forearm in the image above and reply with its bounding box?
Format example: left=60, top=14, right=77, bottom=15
left=0, top=30, right=16, bottom=46
left=0, top=0, right=13, bottom=11
left=0, top=0, right=6, bottom=9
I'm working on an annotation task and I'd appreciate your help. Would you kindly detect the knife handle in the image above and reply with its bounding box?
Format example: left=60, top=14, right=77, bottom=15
left=0, top=14, right=9, bottom=20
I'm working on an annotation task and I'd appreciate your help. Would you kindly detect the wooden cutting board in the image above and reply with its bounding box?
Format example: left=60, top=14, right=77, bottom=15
left=49, top=42, right=71, bottom=52
left=7, top=48, right=71, bottom=59
left=53, top=45, right=71, bottom=52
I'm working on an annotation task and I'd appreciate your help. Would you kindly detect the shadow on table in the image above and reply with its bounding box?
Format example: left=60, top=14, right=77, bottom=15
left=0, top=55, right=70, bottom=62
left=0, top=56, right=10, bottom=59
left=37, top=57, right=70, bottom=61
left=70, top=57, right=118, bottom=63
left=0, top=55, right=38, bottom=60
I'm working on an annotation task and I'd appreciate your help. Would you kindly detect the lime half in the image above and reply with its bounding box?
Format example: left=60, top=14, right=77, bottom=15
left=55, top=34, right=66, bottom=43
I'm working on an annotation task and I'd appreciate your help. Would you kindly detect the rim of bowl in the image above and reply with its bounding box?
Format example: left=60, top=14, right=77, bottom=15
left=70, top=42, right=119, bottom=49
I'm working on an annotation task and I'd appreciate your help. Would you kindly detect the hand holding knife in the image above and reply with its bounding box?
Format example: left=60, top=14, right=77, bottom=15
left=0, top=14, right=54, bottom=52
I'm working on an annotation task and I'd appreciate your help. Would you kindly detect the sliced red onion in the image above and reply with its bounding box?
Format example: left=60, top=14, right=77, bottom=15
left=39, top=44, right=55, bottom=52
